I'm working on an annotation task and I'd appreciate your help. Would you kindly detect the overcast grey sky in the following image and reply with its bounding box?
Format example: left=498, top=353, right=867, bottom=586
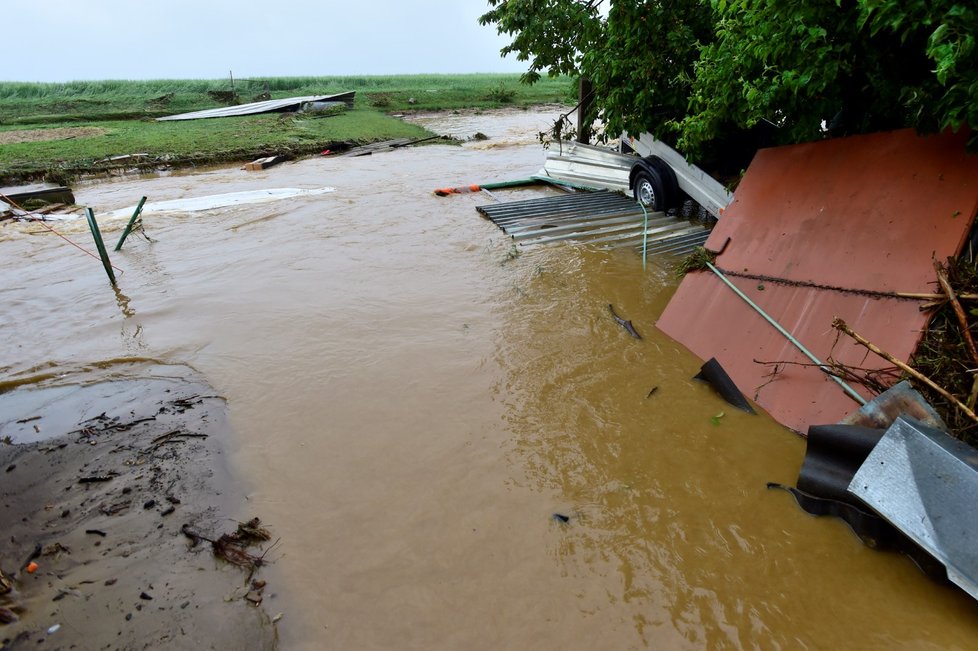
left=4, top=1, right=527, bottom=82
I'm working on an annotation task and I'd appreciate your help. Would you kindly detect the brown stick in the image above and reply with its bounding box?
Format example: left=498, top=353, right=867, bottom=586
left=832, top=317, right=978, bottom=425
left=897, top=292, right=978, bottom=301
left=934, top=261, right=978, bottom=367
left=932, top=261, right=978, bottom=410
left=969, top=374, right=978, bottom=412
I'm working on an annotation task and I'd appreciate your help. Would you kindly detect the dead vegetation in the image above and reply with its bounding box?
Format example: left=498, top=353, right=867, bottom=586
left=674, top=246, right=716, bottom=277
left=181, top=517, right=276, bottom=578
left=207, top=90, right=240, bottom=106
left=910, top=257, right=978, bottom=444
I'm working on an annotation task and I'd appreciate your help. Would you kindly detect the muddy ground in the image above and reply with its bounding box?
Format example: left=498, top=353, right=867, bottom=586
left=0, top=128, right=108, bottom=146
left=0, top=365, right=278, bottom=649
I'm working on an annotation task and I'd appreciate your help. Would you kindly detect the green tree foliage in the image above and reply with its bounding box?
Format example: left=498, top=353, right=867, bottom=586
left=681, top=0, right=977, bottom=153
left=584, top=1, right=714, bottom=142
left=860, top=1, right=978, bottom=136
left=479, top=0, right=605, bottom=84
left=480, top=0, right=712, bottom=143
left=481, top=0, right=978, bottom=155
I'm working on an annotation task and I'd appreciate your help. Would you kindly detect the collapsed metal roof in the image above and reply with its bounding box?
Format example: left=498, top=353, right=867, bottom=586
left=657, top=128, right=978, bottom=432
left=477, top=191, right=709, bottom=256
left=849, top=416, right=978, bottom=599
left=156, top=91, right=355, bottom=121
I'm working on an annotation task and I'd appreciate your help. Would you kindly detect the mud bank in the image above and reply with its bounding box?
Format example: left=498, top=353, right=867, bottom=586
left=0, top=363, right=277, bottom=650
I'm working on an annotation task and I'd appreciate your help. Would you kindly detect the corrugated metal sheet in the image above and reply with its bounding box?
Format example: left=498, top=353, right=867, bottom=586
left=156, top=91, right=355, bottom=121
left=657, top=128, right=978, bottom=432
left=849, top=417, right=978, bottom=599
left=540, top=141, right=634, bottom=192
left=477, top=191, right=709, bottom=255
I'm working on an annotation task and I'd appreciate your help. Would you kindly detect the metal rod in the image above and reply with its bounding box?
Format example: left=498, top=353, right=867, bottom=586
left=479, top=188, right=501, bottom=203
left=85, top=208, right=117, bottom=286
left=114, top=196, right=147, bottom=251
left=706, top=262, right=866, bottom=406
left=639, top=201, right=648, bottom=269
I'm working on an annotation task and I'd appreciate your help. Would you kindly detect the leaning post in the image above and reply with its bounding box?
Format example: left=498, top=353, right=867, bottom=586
left=85, top=207, right=117, bottom=286
left=114, top=196, right=147, bottom=251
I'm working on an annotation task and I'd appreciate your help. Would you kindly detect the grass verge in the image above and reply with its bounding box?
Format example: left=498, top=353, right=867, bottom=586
left=0, top=74, right=574, bottom=184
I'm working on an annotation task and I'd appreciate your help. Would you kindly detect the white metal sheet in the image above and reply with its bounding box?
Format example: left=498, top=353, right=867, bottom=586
left=848, top=417, right=978, bottom=599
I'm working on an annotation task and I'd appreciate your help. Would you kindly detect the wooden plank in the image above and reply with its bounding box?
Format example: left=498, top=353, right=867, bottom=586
left=243, top=156, right=285, bottom=171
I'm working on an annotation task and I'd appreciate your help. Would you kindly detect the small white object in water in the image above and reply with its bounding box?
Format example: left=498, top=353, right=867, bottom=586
left=47, top=624, right=61, bottom=634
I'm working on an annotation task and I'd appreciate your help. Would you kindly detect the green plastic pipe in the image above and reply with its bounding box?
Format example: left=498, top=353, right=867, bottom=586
left=114, top=196, right=147, bottom=251
left=705, top=262, right=866, bottom=406
left=479, top=178, right=540, bottom=190
left=85, top=207, right=116, bottom=286
left=638, top=201, right=649, bottom=270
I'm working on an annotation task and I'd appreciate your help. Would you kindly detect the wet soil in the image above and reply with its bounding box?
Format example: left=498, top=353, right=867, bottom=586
left=0, top=363, right=277, bottom=649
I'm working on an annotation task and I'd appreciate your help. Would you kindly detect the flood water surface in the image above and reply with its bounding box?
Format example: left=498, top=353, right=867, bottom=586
left=2, top=109, right=977, bottom=649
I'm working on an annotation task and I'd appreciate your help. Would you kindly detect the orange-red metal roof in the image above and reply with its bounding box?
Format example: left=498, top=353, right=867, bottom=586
left=657, top=128, right=978, bottom=433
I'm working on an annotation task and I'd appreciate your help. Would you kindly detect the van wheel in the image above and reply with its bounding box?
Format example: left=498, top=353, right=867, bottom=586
left=634, top=170, right=664, bottom=211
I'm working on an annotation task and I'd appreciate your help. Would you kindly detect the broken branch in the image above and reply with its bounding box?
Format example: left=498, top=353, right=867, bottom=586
left=832, top=317, right=978, bottom=425
left=934, top=260, right=978, bottom=368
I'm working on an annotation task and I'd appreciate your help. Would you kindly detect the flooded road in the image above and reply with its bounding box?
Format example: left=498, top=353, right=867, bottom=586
left=2, top=108, right=977, bottom=649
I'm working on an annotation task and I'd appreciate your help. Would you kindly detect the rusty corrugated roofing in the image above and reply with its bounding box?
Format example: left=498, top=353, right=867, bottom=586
left=657, top=128, right=978, bottom=433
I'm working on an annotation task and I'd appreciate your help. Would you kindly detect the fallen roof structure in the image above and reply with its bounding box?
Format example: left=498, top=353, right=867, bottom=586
left=156, top=91, right=355, bottom=121
left=477, top=191, right=709, bottom=255
left=657, top=128, right=978, bottom=433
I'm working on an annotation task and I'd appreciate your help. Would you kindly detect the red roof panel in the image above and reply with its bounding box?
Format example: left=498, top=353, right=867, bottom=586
left=657, top=129, right=978, bottom=433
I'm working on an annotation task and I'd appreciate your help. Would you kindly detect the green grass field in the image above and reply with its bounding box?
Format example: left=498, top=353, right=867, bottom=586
left=0, top=74, right=574, bottom=185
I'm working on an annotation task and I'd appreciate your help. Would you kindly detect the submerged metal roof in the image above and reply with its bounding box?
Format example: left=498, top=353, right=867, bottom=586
left=657, top=128, right=978, bottom=432
left=476, top=191, right=709, bottom=255
left=156, top=91, right=355, bottom=121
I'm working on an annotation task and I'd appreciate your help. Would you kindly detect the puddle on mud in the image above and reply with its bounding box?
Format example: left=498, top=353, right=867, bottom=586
left=2, top=108, right=977, bottom=649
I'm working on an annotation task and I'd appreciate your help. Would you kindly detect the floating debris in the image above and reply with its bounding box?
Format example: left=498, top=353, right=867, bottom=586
left=609, top=304, right=641, bottom=340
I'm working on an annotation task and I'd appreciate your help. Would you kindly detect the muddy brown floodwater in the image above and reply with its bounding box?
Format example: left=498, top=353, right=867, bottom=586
left=2, top=108, right=978, bottom=649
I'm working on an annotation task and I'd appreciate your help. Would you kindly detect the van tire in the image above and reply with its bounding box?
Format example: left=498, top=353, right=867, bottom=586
left=633, top=169, right=665, bottom=211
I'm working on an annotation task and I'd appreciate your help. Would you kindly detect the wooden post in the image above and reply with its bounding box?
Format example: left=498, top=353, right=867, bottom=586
left=85, top=208, right=116, bottom=286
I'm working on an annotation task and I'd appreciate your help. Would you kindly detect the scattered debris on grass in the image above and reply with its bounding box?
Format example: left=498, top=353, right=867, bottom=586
left=207, top=90, right=240, bottom=105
